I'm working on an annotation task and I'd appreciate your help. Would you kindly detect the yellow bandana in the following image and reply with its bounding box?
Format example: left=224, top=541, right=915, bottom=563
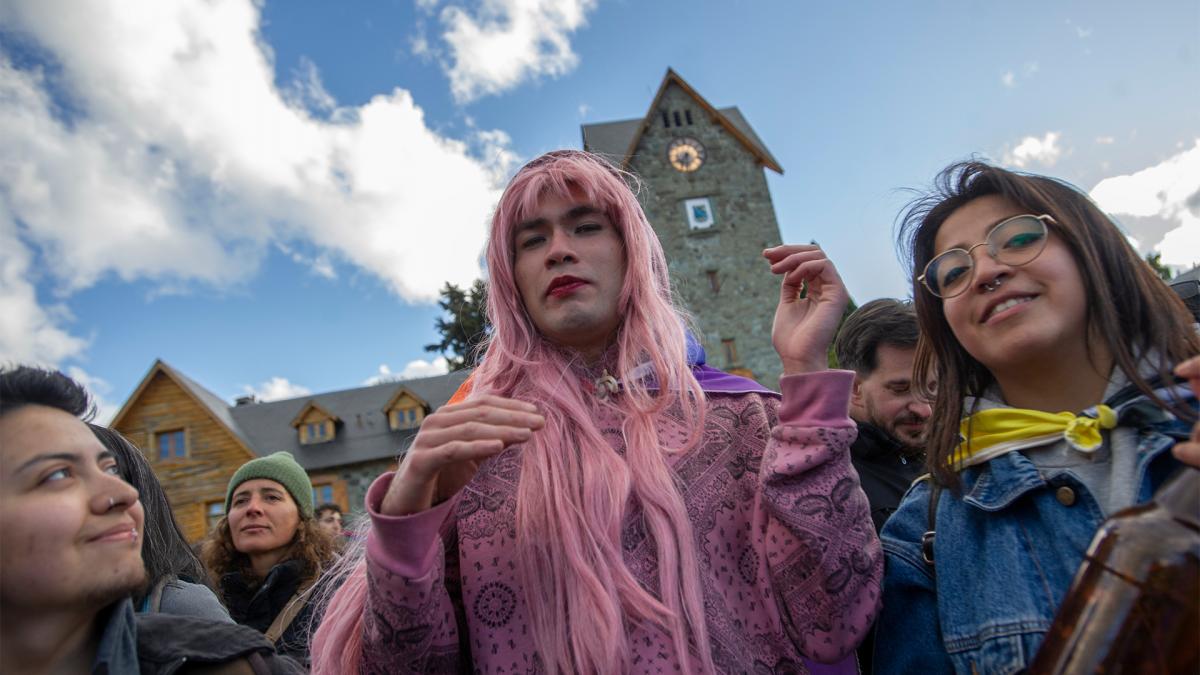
left=951, top=405, right=1118, bottom=470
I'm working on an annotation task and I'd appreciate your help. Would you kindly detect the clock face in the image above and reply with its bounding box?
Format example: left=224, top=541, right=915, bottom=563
left=667, top=137, right=706, bottom=173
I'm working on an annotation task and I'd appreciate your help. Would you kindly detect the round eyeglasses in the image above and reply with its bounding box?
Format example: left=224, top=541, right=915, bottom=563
left=919, top=214, right=1054, bottom=299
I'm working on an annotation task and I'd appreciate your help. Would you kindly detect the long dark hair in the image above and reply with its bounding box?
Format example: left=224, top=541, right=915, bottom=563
left=898, top=161, right=1199, bottom=489
left=89, top=424, right=208, bottom=603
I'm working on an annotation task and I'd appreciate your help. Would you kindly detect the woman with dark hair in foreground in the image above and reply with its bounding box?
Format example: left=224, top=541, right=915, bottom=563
left=875, top=161, right=1200, bottom=673
left=90, top=423, right=232, bottom=623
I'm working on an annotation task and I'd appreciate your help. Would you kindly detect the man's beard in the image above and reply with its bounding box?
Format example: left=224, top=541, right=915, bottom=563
left=866, top=398, right=926, bottom=449
left=885, top=412, right=927, bottom=449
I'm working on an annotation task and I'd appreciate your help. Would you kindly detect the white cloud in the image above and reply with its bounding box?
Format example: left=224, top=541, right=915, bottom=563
left=283, top=57, right=337, bottom=114
left=1, top=0, right=506, bottom=299
left=1003, top=132, right=1063, bottom=168
left=1000, top=63, right=1037, bottom=89
left=363, top=357, right=450, bottom=385
left=472, top=129, right=521, bottom=183
left=1095, top=136, right=1116, bottom=145
left=0, top=215, right=89, bottom=366
left=578, top=103, right=590, bottom=118
left=1090, top=139, right=1200, bottom=268
left=0, top=0, right=514, bottom=375
left=66, top=366, right=120, bottom=424
left=437, top=0, right=597, bottom=103
left=277, top=243, right=338, bottom=280
left=243, top=376, right=312, bottom=402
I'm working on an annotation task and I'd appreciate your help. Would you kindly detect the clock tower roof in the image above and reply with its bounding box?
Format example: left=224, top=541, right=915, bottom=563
left=580, top=68, right=782, bottom=174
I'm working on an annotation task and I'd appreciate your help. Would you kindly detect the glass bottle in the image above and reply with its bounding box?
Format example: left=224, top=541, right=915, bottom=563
left=1029, top=467, right=1199, bottom=674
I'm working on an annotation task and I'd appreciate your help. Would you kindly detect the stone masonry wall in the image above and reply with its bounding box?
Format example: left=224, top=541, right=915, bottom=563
left=335, top=457, right=396, bottom=525
left=628, top=84, right=784, bottom=389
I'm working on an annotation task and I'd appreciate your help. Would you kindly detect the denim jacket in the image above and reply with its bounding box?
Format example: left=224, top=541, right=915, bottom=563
left=873, top=388, right=1193, bottom=675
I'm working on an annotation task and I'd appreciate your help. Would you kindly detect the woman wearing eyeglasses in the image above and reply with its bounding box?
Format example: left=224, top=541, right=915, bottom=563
left=872, top=161, right=1200, bottom=674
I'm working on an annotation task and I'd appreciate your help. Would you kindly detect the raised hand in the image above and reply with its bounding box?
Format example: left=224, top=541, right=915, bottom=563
left=381, top=395, right=544, bottom=516
left=1173, top=356, right=1200, bottom=468
left=763, top=244, right=850, bottom=376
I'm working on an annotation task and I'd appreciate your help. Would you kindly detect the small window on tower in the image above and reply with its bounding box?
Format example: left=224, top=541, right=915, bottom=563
left=706, top=270, right=721, bottom=294
left=673, top=111, right=682, bottom=127
left=661, top=111, right=670, bottom=128
left=722, top=339, right=739, bottom=367
left=683, top=197, right=715, bottom=230
left=685, top=110, right=694, bottom=125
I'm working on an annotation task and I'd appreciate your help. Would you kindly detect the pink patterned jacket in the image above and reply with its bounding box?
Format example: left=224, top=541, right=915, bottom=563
left=339, top=371, right=881, bottom=673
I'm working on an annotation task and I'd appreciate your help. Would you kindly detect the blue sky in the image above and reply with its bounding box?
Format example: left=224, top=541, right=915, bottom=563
left=2, top=0, right=1197, bottom=421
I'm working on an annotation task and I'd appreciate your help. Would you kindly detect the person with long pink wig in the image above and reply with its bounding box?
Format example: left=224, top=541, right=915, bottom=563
left=311, top=151, right=881, bottom=674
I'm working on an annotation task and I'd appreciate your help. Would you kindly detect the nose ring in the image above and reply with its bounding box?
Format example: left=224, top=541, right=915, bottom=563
left=983, top=277, right=1003, bottom=292
left=108, top=496, right=115, bottom=510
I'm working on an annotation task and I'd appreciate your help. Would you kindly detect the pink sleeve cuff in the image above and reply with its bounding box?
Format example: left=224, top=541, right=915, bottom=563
left=777, top=370, right=855, bottom=429
left=365, top=472, right=455, bottom=578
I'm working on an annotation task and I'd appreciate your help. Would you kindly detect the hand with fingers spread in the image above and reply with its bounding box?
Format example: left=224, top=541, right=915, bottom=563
left=763, top=244, right=850, bottom=376
left=1173, top=356, right=1200, bottom=468
left=381, top=395, right=545, bottom=516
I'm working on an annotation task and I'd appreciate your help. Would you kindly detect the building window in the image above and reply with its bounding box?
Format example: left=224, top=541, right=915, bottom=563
left=306, top=422, right=328, bottom=442
left=722, top=338, right=739, bottom=366
left=313, top=484, right=334, bottom=505
left=673, top=110, right=683, bottom=127
left=206, top=501, right=225, bottom=531
left=156, top=429, right=186, bottom=460
left=685, top=110, right=693, bottom=125
left=706, top=270, right=721, bottom=294
left=684, top=197, right=715, bottom=230
left=300, top=420, right=335, bottom=444
left=388, top=405, right=425, bottom=430
left=661, top=111, right=670, bottom=128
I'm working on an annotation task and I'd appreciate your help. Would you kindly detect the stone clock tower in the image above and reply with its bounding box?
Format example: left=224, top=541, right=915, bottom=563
left=582, top=69, right=785, bottom=389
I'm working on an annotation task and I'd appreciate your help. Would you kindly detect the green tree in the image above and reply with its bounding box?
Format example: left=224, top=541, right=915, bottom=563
left=1145, top=252, right=1173, bottom=281
left=425, top=279, right=490, bottom=371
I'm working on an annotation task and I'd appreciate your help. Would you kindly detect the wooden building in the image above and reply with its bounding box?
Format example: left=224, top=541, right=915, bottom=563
left=111, top=359, right=468, bottom=542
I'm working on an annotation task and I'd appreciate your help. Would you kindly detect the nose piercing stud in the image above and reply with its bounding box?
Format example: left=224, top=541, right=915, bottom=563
left=983, top=277, right=1003, bottom=292
left=108, top=497, right=115, bottom=510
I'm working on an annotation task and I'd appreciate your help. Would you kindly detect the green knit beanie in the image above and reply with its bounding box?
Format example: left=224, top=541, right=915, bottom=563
left=225, top=451, right=314, bottom=519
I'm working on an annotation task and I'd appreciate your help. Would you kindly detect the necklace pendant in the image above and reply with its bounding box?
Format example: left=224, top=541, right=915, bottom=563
left=594, top=370, right=620, bottom=400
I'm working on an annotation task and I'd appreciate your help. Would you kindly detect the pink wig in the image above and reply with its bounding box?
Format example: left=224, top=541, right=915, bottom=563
left=311, top=151, right=712, bottom=674
left=476, top=151, right=711, bottom=674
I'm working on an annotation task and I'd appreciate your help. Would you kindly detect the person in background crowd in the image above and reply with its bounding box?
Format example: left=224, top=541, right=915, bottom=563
left=0, top=366, right=301, bottom=675
left=203, top=451, right=336, bottom=667
left=833, top=298, right=931, bottom=533
left=832, top=298, right=931, bottom=675
left=89, top=423, right=233, bottom=623
left=314, top=502, right=344, bottom=540
left=875, top=161, right=1200, bottom=673
left=312, top=150, right=880, bottom=674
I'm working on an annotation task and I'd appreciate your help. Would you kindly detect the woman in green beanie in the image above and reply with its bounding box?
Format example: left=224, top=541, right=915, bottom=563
left=202, top=451, right=336, bottom=667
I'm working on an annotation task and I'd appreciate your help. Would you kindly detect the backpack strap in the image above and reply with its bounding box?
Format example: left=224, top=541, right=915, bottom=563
left=918, top=475, right=942, bottom=569
left=145, top=576, right=169, bottom=613
left=263, top=582, right=315, bottom=644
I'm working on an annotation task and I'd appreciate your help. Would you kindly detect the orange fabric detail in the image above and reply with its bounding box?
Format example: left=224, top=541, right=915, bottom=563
left=447, top=375, right=474, bottom=405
